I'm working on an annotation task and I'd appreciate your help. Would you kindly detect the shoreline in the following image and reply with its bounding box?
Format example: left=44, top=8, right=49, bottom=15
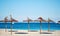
left=0, top=29, right=60, bottom=31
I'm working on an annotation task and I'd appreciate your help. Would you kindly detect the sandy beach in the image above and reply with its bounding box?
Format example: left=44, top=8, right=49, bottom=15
left=0, top=29, right=60, bottom=36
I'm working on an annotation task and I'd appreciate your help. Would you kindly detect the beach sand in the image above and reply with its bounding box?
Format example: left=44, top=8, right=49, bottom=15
left=0, top=29, right=60, bottom=36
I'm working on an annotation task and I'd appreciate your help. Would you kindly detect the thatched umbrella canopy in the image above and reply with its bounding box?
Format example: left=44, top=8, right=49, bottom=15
left=47, top=18, right=54, bottom=32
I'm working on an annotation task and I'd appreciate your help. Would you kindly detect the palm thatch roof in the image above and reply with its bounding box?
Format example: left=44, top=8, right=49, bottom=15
left=4, top=16, right=8, bottom=22
left=0, top=16, right=9, bottom=22
left=33, top=17, right=47, bottom=22
left=47, top=18, right=55, bottom=22
left=0, top=15, right=18, bottom=22
left=10, top=15, right=18, bottom=22
left=38, top=17, right=47, bottom=22
left=23, top=17, right=33, bottom=22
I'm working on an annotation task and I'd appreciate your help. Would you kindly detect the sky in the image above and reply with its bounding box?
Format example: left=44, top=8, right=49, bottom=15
left=0, top=0, right=60, bottom=22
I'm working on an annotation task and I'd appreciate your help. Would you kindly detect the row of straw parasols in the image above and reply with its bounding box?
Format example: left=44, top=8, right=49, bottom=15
left=4, top=15, right=12, bottom=35
left=38, top=17, right=54, bottom=33
left=27, top=17, right=55, bottom=33
left=4, top=15, right=17, bottom=35
left=4, top=16, right=54, bottom=35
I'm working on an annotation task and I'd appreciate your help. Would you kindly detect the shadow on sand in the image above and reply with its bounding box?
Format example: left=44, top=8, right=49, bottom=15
left=40, top=32, right=52, bottom=34
left=15, top=32, right=28, bottom=34
left=29, top=30, right=38, bottom=32
left=8, top=30, right=17, bottom=32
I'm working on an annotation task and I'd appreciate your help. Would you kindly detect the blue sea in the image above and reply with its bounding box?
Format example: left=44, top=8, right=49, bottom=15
left=0, top=22, right=60, bottom=30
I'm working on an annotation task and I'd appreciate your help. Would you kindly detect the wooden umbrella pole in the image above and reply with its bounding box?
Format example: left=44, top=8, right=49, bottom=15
left=5, top=22, right=7, bottom=32
left=10, top=15, right=12, bottom=35
left=48, top=21, right=50, bottom=32
left=40, top=21, right=42, bottom=34
left=28, top=20, right=30, bottom=32
left=11, top=21, right=12, bottom=35
left=4, top=16, right=8, bottom=32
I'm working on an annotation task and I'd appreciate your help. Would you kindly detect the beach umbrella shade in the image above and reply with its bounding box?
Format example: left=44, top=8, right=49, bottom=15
left=10, top=15, right=13, bottom=35
left=38, top=17, right=42, bottom=34
left=27, top=17, right=32, bottom=32
left=48, top=18, right=50, bottom=32
left=4, top=16, right=8, bottom=32
left=38, top=17, right=47, bottom=33
left=27, top=17, right=30, bottom=32
left=47, top=18, right=54, bottom=32
left=9, top=15, right=18, bottom=35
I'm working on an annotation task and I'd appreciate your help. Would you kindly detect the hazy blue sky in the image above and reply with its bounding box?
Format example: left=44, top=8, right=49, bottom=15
left=0, top=0, right=60, bottom=22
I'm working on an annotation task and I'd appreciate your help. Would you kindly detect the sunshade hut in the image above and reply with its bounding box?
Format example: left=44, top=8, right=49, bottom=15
left=47, top=18, right=55, bottom=32
left=38, top=17, right=46, bottom=33
left=10, top=15, right=18, bottom=35
left=27, top=17, right=33, bottom=32
left=22, top=17, right=33, bottom=32
left=10, top=15, right=13, bottom=35
left=4, top=16, right=8, bottom=32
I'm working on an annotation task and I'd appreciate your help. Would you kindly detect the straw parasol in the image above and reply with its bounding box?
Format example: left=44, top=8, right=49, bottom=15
left=38, top=17, right=43, bottom=34
left=10, top=15, right=18, bottom=35
left=23, top=17, right=32, bottom=32
left=48, top=18, right=54, bottom=32
left=27, top=17, right=32, bottom=32
left=38, top=17, right=47, bottom=33
left=10, top=15, right=13, bottom=35
left=4, top=16, right=8, bottom=32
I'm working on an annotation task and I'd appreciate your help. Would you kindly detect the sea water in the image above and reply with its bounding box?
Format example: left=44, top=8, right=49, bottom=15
left=0, top=22, right=60, bottom=30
